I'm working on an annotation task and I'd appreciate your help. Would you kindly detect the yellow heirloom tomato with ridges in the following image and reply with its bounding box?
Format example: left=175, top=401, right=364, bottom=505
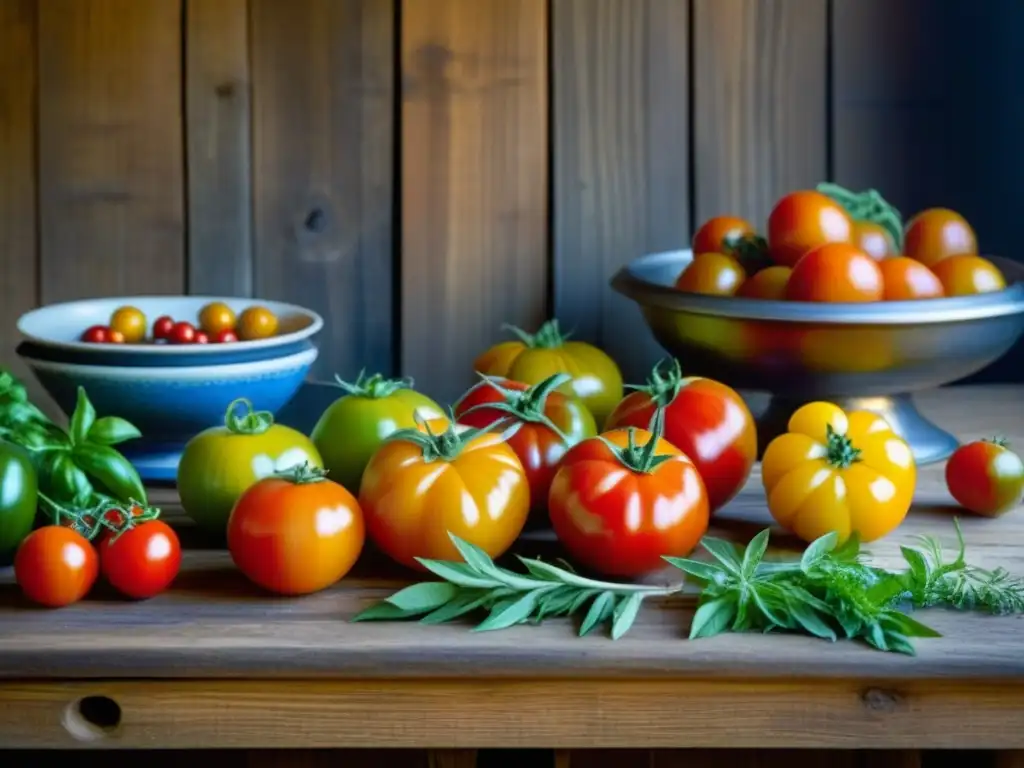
left=761, top=402, right=916, bottom=544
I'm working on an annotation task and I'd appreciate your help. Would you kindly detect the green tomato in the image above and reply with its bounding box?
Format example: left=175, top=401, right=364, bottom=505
left=177, top=399, right=323, bottom=535
left=311, top=373, right=445, bottom=494
left=0, top=440, right=38, bottom=563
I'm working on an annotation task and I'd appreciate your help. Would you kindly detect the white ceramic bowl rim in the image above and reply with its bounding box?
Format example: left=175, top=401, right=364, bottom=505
left=17, top=295, right=324, bottom=355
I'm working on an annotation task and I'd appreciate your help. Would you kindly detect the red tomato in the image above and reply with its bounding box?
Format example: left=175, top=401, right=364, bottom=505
left=98, top=520, right=181, bottom=599
left=193, top=331, right=210, bottom=344
left=152, top=315, right=175, bottom=340
left=692, top=216, right=755, bottom=255
left=852, top=220, right=896, bottom=261
left=81, top=325, right=114, bottom=343
left=768, top=190, right=853, bottom=267
left=360, top=423, right=529, bottom=570
left=904, top=208, right=977, bottom=268
left=14, top=526, right=98, bottom=608
left=674, top=252, right=746, bottom=296
left=604, top=360, right=756, bottom=512
left=169, top=321, right=197, bottom=344
left=214, top=329, right=238, bottom=343
left=228, top=464, right=364, bottom=595
left=945, top=438, right=1024, bottom=517
left=879, top=256, right=945, bottom=300
left=548, top=424, right=709, bottom=577
left=736, top=265, right=792, bottom=300
left=785, top=242, right=884, bottom=302
left=931, top=254, right=1007, bottom=296
left=454, top=373, right=597, bottom=525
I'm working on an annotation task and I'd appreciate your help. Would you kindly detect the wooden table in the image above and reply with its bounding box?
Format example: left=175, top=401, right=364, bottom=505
left=2, top=385, right=1024, bottom=768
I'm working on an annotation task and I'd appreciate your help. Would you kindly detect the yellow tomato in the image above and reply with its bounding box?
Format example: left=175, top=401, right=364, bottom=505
left=761, top=402, right=916, bottom=544
left=109, top=306, right=147, bottom=343
left=199, top=301, right=237, bottom=335
left=474, top=319, right=622, bottom=427
left=237, top=305, right=279, bottom=340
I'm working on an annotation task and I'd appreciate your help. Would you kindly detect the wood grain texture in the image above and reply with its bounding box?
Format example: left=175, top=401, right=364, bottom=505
left=251, top=0, right=395, bottom=380
left=691, top=0, right=828, bottom=227
left=400, top=0, right=548, bottom=403
left=0, top=0, right=41, bottom=396
left=551, top=0, right=689, bottom=384
left=185, top=0, right=253, bottom=297
left=0, top=386, right=1022, bottom=684
left=36, top=0, right=185, bottom=302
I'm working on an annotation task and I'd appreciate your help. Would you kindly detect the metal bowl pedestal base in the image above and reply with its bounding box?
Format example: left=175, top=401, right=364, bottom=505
left=756, top=392, right=959, bottom=465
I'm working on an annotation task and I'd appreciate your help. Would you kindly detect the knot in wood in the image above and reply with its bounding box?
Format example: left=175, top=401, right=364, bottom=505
left=304, top=208, right=328, bottom=233
left=214, top=81, right=236, bottom=98
left=860, top=687, right=904, bottom=713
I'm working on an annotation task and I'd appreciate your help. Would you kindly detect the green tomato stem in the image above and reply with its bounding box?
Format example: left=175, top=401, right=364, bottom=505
left=460, top=372, right=574, bottom=445
left=332, top=370, right=415, bottom=399
left=502, top=319, right=572, bottom=349
left=37, top=490, right=159, bottom=542
left=224, top=398, right=274, bottom=435
left=388, top=409, right=513, bottom=463
left=599, top=408, right=674, bottom=475
left=825, top=424, right=862, bottom=469
left=816, top=181, right=904, bottom=252
left=274, top=461, right=330, bottom=485
left=625, top=357, right=686, bottom=410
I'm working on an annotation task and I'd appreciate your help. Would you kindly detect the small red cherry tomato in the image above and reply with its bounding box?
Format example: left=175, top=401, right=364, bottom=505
left=214, top=328, right=238, bottom=343
left=692, top=216, right=756, bottom=255
left=193, top=331, right=210, bottom=344
left=152, top=315, right=175, bottom=340
left=107, top=329, right=125, bottom=343
left=14, top=526, right=98, bottom=608
left=98, top=520, right=181, bottom=599
left=945, top=438, right=1024, bottom=518
left=169, top=321, right=197, bottom=344
left=548, top=422, right=710, bottom=577
left=81, top=325, right=113, bottom=343
left=605, top=359, right=756, bottom=513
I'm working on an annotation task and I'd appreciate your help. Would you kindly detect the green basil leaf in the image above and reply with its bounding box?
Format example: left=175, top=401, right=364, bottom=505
left=448, top=533, right=503, bottom=576
left=699, top=536, right=744, bottom=575
left=689, top=595, right=736, bottom=639
left=900, top=546, right=930, bottom=586
left=568, top=588, right=598, bottom=615
left=579, top=591, right=615, bottom=637
left=611, top=593, right=644, bottom=640
left=420, top=590, right=494, bottom=625
left=415, top=558, right=503, bottom=589
left=883, top=631, right=918, bottom=656
left=70, top=443, right=147, bottom=505
left=48, top=452, right=93, bottom=503
left=788, top=603, right=837, bottom=641
left=881, top=610, right=942, bottom=639
left=69, top=387, right=96, bottom=446
left=800, top=531, right=839, bottom=571
left=741, top=529, right=771, bottom=577
left=87, top=416, right=142, bottom=446
left=384, top=581, right=459, bottom=613
left=533, top=586, right=577, bottom=622
left=351, top=601, right=427, bottom=622
left=831, top=532, right=862, bottom=562
left=663, top=556, right=725, bottom=583
left=473, top=591, right=539, bottom=632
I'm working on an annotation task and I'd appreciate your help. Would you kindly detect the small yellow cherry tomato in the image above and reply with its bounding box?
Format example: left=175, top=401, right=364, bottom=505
left=761, top=401, right=916, bottom=544
left=199, top=302, right=237, bottom=335
left=237, top=305, right=279, bottom=341
left=109, top=306, right=147, bottom=343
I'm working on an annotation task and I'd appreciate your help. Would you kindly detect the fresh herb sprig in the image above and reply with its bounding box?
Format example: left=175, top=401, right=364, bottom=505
left=355, top=521, right=1024, bottom=655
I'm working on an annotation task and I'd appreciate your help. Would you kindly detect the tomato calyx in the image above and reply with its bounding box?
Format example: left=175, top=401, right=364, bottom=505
left=502, top=319, right=571, bottom=350
left=461, top=372, right=573, bottom=443
left=824, top=424, right=862, bottom=469
left=816, top=182, right=903, bottom=252
left=332, top=370, right=415, bottom=400
left=724, top=234, right=772, bottom=274
left=38, top=490, right=161, bottom=543
left=626, top=357, right=689, bottom=410
left=272, top=460, right=331, bottom=485
left=389, top=411, right=503, bottom=463
left=599, top=410, right=675, bottom=475
left=224, top=398, right=275, bottom=436
left=983, top=435, right=1010, bottom=448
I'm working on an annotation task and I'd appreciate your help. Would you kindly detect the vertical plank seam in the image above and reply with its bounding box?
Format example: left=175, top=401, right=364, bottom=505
left=825, top=0, right=835, bottom=182
left=180, top=0, right=191, bottom=293
left=685, top=0, right=696, bottom=242
left=30, top=0, right=41, bottom=311
left=544, top=0, right=556, bottom=322
left=391, top=0, right=404, bottom=377
left=245, top=0, right=258, bottom=299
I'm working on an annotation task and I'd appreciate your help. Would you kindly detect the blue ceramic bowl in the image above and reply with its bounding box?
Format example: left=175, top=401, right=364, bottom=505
left=17, top=343, right=319, bottom=482
left=17, top=295, right=323, bottom=367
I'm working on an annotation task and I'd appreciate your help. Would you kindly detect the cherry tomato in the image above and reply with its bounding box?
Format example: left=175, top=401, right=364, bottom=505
left=904, top=208, right=977, bottom=267
left=931, top=254, right=1007, bottom=296
left=604, top=359, right=756, bottom=512
left=214, top=329, right=238, bottom=343
left=108, top=329, right=125, bottom=343
left=767, top=190, right=853, bottom=268
left=14, top=526, right=98, bottom=608
left=879, top=256, right=945, bottom=300
left=692, top=216, right=755, bottom=255
left=229, top=464, right=364, bottom=595
left=548, top=424, right=709, bottom=577
left=98, top=520, right=181, bottom=599
left=852, top=220, right=896, bottom=261
left=109, top=305, right=148, bottom=343
left=785, top=242, right=884, bottom=302
left=454, top=373, right=597, bottom=526
left=199, top=301, right=237, bottom=336
left=736, top=265, right=792, bottom=300
left=673, top=252, right=745, bottom=296
left=193, top=331, right=210, bottom=344
left=152, top=315, right=175, bottom=340
left=169, top=321, right=197, bottom=344
left=360, top=422, right=529, bottom=571
left=81, top=325, right=114, bottom=343
left=237, top=305, right=279, bottom=341
left=945, top=438, right=1024, bottom=518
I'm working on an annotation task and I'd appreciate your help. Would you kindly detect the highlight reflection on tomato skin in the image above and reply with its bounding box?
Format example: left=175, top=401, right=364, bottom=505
left=548, top=429, right=710, bottom=577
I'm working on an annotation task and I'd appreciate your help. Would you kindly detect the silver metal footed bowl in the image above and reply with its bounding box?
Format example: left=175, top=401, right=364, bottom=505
left=611, top=250, right=1024, bottom=464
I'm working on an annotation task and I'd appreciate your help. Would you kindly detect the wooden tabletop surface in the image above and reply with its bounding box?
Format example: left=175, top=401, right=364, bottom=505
left=2, top=384, right=1023, bottom=683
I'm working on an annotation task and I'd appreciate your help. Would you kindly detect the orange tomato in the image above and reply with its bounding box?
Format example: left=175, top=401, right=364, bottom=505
left=227, top=464, right=365, bottom=595
left=14, top=526, right=98, bottom=608
left=904, top=208, right=977, bottom=267
left=945, top=438, right=1024, bottom=518
left=761, top=402, right=916, bottom=544
left=767, top=190, right=853, bottom=267
left=878, top=256, right=945, bottom=300
left=109, top=306, right=147, bottom=343
left=852, top=220, right=896, bottom=261
left=674, top=252, right=746, bottom=296
left=692, top=216, right=755, bottom=255
left=931, top=254, right=1006, bottom=296
left=359, top=422, right=529, bottom=571
left=237, top=305, right=279, bottom=340
left=736, top=265, right=792, bottom=300
left=199, top=301, right=237, bottom=336
left=785, top=243, right=884, bottom=303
